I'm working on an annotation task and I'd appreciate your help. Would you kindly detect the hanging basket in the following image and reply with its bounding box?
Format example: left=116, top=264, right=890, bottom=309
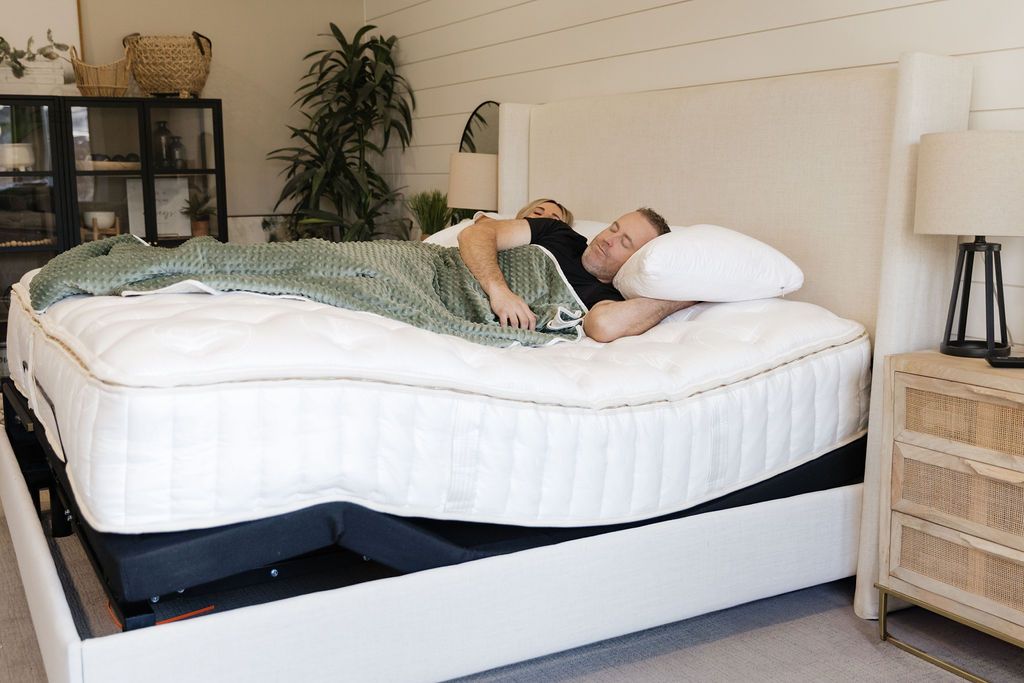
left=70, top=47, right=131, bottom=97
left=122, top=31, right=212, bottom=97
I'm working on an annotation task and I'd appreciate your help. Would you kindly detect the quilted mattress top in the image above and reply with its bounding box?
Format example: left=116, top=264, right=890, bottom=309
left=18, top=270, right=865, bottom=408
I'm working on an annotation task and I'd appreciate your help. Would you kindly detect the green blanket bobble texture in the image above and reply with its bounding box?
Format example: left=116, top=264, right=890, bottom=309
left=29, top=236, right=584, bottom=347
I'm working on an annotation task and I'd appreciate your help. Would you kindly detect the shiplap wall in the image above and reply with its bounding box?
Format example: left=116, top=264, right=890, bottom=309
left=367, top=0, right=1024, bottom=340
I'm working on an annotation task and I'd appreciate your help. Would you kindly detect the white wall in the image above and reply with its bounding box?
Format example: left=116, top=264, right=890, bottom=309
left=79, top=0, right=364, bottom=217
left=370, top=0, right=1024, bottom=341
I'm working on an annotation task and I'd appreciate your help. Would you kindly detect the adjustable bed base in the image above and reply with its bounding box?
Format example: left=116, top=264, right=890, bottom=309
left=3, top=377, right=865, bottom=631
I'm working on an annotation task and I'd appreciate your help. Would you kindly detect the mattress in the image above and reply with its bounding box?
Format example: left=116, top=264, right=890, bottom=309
left=7, top=269, right=871, bottom=534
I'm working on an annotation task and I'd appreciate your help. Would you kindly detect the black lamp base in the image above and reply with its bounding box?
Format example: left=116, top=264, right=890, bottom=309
left=940, top=339, right=1010, bottom=358
left=940, top=236, right=1009, bottom=358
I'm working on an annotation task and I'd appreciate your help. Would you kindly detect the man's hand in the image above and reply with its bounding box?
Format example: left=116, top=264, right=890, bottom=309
left=458, top=219, right=535, bottom=327
left=488, top=287, right=537, bottom=329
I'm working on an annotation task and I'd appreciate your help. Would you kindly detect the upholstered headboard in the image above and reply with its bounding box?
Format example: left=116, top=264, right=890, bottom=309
left=498, top=54, right=971, bottom=342
left=498, top=53, right=974, bottom=620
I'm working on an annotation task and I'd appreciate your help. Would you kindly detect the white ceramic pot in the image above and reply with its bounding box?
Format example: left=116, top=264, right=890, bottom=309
left=0, top=143, right=35, bottom=171
left=82, top=211, right=117, bottom=230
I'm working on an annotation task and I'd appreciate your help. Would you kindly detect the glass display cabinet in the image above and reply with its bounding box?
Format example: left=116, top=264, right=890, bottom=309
left=0, top=94, right=227, bottom=354
left=68, top=98, right=226, bottom=245
left=0, top=95, right=64, bottom=346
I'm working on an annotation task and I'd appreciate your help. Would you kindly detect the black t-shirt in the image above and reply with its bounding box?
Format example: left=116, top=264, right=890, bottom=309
left=526, top=217, right=624, bottom=309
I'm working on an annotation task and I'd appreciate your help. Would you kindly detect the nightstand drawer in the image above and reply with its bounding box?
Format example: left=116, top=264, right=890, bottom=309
left=895, top=372, right=1024, bottom=470
left=893, top=442, right=1024, bottom=552
left=889, top=512, right=1024, bottom=628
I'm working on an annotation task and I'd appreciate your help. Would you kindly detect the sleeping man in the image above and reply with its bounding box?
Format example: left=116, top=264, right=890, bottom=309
left=30, top=207, right=691, bottom=348
left=458, top=207, right=695, bottom=342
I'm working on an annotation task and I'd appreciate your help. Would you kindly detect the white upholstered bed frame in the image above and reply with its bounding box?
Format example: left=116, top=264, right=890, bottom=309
left=0, top=53, right=970, bottom=681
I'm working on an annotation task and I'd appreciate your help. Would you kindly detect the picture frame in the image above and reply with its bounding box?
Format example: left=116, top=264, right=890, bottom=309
left=5, top=1, right=83, bottom=83
left=154, top=177, right=191, bottom=237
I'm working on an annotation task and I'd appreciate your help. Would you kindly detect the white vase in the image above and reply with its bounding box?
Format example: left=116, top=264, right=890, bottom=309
left=0, top=143, right=36, bottom=171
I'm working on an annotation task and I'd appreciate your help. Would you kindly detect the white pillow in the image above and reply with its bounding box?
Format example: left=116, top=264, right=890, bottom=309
left=423, top=218, right=475, bottom=246
left=612, top=223, right=803, bottom=302
left=571, top=220, right=608, bottom=242
left=425, top=214, right=603, bottom=246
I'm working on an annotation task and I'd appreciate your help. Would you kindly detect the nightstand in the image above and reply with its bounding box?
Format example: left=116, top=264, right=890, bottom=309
left=876, top=351, right=1024, bottom=681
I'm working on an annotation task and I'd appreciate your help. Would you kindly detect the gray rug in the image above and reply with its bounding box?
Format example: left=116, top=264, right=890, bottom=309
left=1, top=507, right=1022, bottom=682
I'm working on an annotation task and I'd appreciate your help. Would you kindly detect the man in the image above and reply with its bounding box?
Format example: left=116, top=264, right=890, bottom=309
left=458, top=207, right=694, bottom=342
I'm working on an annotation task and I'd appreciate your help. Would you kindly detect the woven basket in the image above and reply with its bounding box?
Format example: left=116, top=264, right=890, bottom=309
left=122, top=31, right=212, bottom=97
left=70, top=47, right=131, bottom=97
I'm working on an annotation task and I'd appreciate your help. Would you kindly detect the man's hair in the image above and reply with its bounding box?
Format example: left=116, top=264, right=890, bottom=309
left=635, top=207, right=671, bottom=236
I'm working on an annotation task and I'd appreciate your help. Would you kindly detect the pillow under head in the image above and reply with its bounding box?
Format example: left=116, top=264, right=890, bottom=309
left=612, top=223, right=803, bottom=302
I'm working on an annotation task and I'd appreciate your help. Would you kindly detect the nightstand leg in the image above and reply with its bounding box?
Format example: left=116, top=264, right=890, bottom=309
left=876, top=586, right=990, bottom=683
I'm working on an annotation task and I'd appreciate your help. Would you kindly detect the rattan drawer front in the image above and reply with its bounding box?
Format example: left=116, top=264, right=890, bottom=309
left=893, top=442, right=1024, bottom=552
left=895, top=373, right=1024, bottom=471
left=890, top=512, right=1024, bottom=627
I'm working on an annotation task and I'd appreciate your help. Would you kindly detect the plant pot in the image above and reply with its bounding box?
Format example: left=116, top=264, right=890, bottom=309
left=0, top=143, right=35, bottom=171
left=0, top=61, right=64, bottom=85
left=190, top=218, right=210, bottom=237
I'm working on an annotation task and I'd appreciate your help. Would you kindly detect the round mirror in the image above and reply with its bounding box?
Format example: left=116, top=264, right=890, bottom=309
left=459, top=101, right=499, bottom=154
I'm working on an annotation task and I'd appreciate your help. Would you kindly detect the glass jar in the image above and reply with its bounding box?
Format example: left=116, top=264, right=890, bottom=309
left=168, top=135, right=187, bottom=170
left=153, top=120, right=173, bottom=168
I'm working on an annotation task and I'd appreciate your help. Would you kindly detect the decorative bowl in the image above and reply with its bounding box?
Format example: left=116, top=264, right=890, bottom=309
left=82, top=211, right=117, bottom=230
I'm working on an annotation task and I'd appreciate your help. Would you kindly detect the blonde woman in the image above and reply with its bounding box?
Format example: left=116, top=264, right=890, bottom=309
left=515, top=198, right=574, bottom=226
left=474, top=198, right=574, bottom=226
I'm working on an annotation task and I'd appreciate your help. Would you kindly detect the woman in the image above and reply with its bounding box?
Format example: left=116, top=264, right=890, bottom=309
left=474, top=198, right=575, bottom=226
left=515, top=198, right=574, bottom=225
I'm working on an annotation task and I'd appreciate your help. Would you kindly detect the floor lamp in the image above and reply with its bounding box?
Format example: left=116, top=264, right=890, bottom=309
left=914, top=130, right=1024, bottom=358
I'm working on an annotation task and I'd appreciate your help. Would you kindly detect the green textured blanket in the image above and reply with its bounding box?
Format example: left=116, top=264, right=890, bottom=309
left=29, top=235, right=585, bottom=347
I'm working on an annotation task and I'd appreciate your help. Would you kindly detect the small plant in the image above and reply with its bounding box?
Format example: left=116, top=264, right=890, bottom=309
left=407, top=190, right=451, bottom=237
left=0, top=30, right=69, bottom=78
left=180, top=191, right=214, bottom=219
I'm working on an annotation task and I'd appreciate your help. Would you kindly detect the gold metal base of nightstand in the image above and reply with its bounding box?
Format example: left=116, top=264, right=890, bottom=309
left=876, top=585, right=990, bottom=683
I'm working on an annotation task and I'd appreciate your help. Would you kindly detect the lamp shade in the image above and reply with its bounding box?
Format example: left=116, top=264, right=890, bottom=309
left=447, top=152, right=498, bottom=210
left=914, top=130, right=1024, bottom=237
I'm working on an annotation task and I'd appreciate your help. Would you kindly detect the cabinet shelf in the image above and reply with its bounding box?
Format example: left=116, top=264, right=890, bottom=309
left=0, top=171, right=55, bottom=178
left=0, top=244, right=59, bottom=253
left=154, top=169, right=218, bottom=176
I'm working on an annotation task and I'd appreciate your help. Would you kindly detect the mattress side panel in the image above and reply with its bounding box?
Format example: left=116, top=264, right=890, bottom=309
left=32, top=331, right=871, bottom=534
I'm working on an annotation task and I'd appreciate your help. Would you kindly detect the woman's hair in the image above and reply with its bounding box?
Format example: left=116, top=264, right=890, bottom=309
left=515, top=198, right=574, bottom=226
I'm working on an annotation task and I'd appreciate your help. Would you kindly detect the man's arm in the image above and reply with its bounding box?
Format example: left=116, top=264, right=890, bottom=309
left=583, top=298, right=696, bottom=342
left=457, top=218, right=536, bottom=329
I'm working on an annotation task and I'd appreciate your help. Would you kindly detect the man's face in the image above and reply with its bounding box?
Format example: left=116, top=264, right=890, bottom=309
left=581, top=212, right=659, bottom=283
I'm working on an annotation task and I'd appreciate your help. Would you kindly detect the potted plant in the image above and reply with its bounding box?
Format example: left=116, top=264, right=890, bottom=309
left=407, top=190, right=452, bottom=240
left=180, top=191, right=215, bottom=237
left=0, top=30, right=69, bottom=83
left=268, top=24, right=415, bottom=241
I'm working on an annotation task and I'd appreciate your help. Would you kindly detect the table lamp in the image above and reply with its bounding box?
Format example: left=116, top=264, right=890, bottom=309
left=447, top=152, right=498, bottom=211
left=914, top=130, right=1024, bottom=357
